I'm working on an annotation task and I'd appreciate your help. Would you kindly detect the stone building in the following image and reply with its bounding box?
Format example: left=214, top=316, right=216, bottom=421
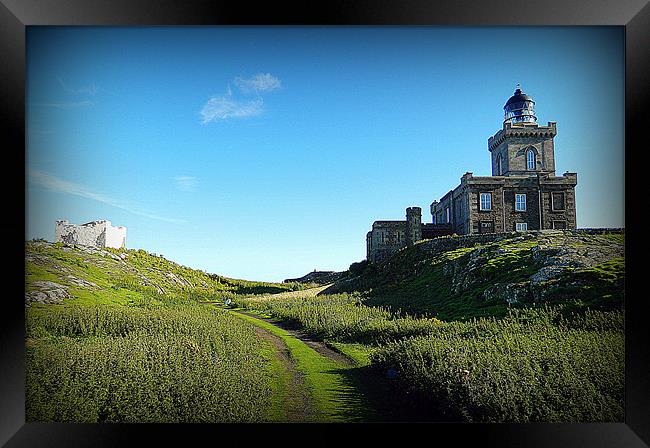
left=431, top=87, right=577, bottom=234
left=366, top=207, right=452, bottom=263
left=366, top=86, right=578, bottom=262
left=55, top=219, right=127, bottom=249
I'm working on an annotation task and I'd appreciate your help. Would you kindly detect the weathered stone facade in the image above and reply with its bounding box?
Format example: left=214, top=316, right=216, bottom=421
left=367, top=87, right=578, bottom=262
left=431, top=169, right=577, bottom=234
left=366, top=207, right=452, bottom=263
left=55, top=219, right=127, bottom=249
left=430, top=88, right=577, bottom=235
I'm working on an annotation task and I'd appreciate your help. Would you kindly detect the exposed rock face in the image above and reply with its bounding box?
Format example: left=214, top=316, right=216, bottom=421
left=25, top=281, right=71, bottom=306
left=25, top=241, right=179, bottom=306
left=25, top=241, right=119, bottom=307
left=65, top=275, right=98, bottom=289
left=165, top=272, right=193, bottom=288
left=529, top=266, right=566, bottom=285
left=434, top=231, right=624, bottom=305
left=330, top=229, right=624, bottom=318
left=528, top=233, right=623, bottom=270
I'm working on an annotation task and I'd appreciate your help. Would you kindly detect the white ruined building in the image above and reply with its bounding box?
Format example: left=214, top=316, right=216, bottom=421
left=55, top=219, right=127, bottom=249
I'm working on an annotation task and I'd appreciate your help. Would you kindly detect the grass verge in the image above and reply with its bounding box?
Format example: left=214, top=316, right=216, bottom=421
left=228, top=308, right=370, bottom=422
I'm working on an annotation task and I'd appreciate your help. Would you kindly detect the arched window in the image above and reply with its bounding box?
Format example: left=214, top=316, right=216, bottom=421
left=496, top=154, right=502, bottom=175
left=526, top=148, right=536, bottom=170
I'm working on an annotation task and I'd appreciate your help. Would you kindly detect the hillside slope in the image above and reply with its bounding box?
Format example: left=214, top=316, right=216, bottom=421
left=283, top=270, right=347, bottom=285
left=327, top=230, right=624, bottom=320
left=25, top=241, right=307, bottom=307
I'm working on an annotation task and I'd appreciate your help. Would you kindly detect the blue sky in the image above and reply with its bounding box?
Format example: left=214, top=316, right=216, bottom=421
left=26, top=26, right=624, bottom=282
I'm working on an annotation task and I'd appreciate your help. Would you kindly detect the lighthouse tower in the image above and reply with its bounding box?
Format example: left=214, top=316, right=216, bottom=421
left=489, top=85, right=558, bottom=177
left=503, top=84, right=537, bottom=125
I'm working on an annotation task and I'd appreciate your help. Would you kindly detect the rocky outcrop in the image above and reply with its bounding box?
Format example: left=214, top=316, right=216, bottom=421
left=25, top=281, right=72, bottom=306
left=165, top=272, right=193, bottom=289
left=331, top=229, right=624, bottom=318
left=443, top=231, right=624, bottom=305
left=65, top=275, right=98, bottom=289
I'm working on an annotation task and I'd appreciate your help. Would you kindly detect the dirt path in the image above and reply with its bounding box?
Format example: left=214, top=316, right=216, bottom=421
left=235, top=310, right=354, bottom=367
left=223, top=307, right=371, bottom=422
left=209, top=304, right=443, bottom=423
left=250, top=325, right=313, bottom=422
left=244, top=283, right=333, bottom=301
left=235, top=283, right=357, bottom=367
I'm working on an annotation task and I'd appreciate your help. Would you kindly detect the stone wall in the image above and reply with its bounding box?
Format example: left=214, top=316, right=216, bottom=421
left=421, top=223, right=453, bottom=239
left=105, top=222, right=127, bottom=248
left=502, top=185, right=542, bottom=231
left=367, top=212, right=456, bottom=263
left=540, top=173, right=578, bottom=229
left=432, top=172, right=577, bottom=234
left=405, top=207, right=422, bottom=246
left=367, top=221, right=406, bottom=263
left=55, top=220, right=127, bottom=249
left=488, top=122, right=557, bottom=176
left=413, top=228, right=623, bottom=258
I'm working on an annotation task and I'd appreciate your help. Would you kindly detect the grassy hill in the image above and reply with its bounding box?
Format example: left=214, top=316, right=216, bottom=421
left=24, top=240, right=316, bottom=422
left=25, top=240, right=308, bottom=307
left=24, top=235, right=624, bottom=423
left=327, top=230, right=624, bottom=321
left=283, top=270, right=347, bottom=285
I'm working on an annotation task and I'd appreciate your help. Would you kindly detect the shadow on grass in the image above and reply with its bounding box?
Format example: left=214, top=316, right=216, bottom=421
left=325, top=364, right=461, bottom=423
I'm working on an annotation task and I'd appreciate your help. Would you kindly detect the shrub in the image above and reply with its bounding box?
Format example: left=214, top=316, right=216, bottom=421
left=26, top=304, right=274, bottom=422
left=349, top=260, right=369, bottom=277
left=370, top=307, right=624, bottom=422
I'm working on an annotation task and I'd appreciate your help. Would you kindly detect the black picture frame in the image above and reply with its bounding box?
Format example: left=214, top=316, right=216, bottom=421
left=2, top=1, right=648, bottom=446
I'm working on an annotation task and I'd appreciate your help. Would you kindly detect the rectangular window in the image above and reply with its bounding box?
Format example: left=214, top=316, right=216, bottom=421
left=479, top=221, right=494, bottom=234
left=479, top=193, right=492, bottom=211
left=515, top=193, right=527, bottom=211
left=515, top=222, right=528, bottom=232
left=445, top=207, right=450, bottom=223
left=552, top=192, right=565, bottom=211
left=552, top=220, right=567, bottom=230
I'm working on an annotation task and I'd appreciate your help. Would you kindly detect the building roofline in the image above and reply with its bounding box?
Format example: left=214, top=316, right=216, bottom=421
left=488, top=121, right=557, bottom=151
left=373, top=220, right=406, bottom=224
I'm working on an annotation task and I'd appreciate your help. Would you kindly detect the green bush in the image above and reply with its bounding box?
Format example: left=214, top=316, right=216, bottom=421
left=235, top=293, right=443, bottom=344
left=348, top=260, right=369, bottom=277
left=237, top=292, right=624, bottom=422
left=26, top=304, right=274, bottom=422
left=370, top=307, right=624, bottom=422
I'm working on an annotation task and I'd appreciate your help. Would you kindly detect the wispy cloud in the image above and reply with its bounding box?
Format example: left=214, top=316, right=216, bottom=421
left=29, top=169, right=186, bottom=224
left=34, top=100, right=95, bottom=109
left=58, top=77, right=98, bottom=96
left=173, top=176, right=198, bottom=192
left=234, top=73, right=282, bottom=94
left=32, top=78, right=98, bottom=109
left=200, top=95, right=263, bottom=124
left=200, top=73, right=281, bottom=124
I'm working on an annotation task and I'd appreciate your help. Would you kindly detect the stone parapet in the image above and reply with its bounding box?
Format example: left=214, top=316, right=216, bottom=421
left=488, top=121, right=557, bottom=152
